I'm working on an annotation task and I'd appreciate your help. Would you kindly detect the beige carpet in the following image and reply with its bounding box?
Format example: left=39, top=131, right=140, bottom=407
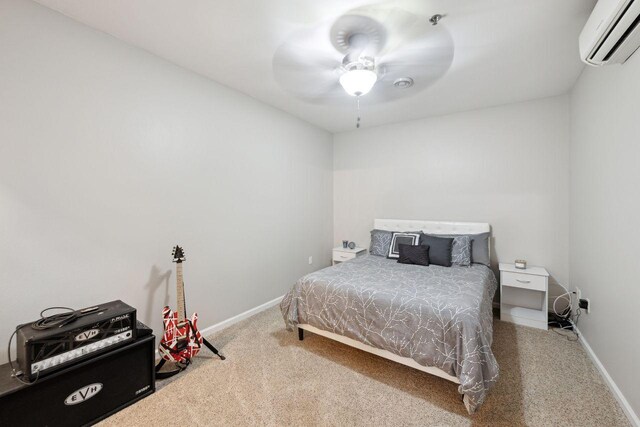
left=100, top=307, right=629, bottom=427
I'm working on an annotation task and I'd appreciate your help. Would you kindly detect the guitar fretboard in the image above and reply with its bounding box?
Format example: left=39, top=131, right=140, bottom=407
left=176, top=263, right=186, bottom=322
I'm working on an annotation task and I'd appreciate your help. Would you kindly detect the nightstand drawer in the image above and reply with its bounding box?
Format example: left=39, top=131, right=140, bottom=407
left=501, top=271, right=546, bottom=292
left=333, top=252, right=357, bottom=262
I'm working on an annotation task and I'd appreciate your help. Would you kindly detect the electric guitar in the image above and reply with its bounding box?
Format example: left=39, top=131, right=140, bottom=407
left=158, top=246, right=203, bottom=364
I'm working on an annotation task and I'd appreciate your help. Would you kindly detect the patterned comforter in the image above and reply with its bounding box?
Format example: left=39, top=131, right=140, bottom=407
left=280, top=255, right=499, bottom=413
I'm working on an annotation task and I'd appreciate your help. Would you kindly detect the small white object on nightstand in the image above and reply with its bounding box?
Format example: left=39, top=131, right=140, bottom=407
left=332, top=247, right=367, bottom=265
left=499, top=263, right=549, bottom=330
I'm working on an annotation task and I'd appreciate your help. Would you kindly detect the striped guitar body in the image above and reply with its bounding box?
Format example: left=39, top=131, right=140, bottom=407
left=159, top=307, right=203, bottom=363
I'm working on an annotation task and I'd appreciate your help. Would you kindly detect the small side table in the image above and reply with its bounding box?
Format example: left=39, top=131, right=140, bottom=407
left=332, top=247, right=367, bottom=265
left=499, top=263, right=549, bottom=330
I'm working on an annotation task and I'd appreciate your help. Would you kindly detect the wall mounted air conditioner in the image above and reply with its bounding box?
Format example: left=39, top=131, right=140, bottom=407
left=580, top=0, right=640, bottom=66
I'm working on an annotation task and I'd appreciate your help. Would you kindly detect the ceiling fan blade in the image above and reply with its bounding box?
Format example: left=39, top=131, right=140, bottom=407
left=274, top=65, right=342, bottom=101
left=378, top=24, right=454, bottom=76
left=368, top=26, right=454, bottom=102
left=272, top=22, right=345, bottom=102
left=352, top=5, right=427, bottom=57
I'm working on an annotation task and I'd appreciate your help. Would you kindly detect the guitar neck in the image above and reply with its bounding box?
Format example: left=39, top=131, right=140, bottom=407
left=176, top=262, right=186, bottom=321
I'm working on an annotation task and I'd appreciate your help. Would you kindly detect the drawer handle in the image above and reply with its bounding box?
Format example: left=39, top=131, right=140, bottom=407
left=516, top=279, right=531, bottom=284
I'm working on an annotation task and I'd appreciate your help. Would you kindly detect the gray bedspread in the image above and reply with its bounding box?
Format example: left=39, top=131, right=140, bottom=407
left=280, top=255, right=499, bottom=414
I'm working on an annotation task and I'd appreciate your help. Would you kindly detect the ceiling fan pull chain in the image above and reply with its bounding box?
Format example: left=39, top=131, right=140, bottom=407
left=356, top=96, right=361, bottom=129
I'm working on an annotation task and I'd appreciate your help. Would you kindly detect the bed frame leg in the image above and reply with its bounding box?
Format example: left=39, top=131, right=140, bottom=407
left=298, top=328, right=304, bottom=341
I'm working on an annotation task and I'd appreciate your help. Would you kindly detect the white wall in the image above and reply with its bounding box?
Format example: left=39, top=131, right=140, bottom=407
left=571, top=54, right=640, bottom=421
left=333, top=96, right=571, bottom=291
left=0, top=0, right=333, bottom=362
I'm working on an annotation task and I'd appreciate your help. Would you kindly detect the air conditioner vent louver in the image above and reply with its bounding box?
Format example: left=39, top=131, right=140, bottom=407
left=603, top=8, right=640, bottom=60
left=580, top=0, right=640, bottom=66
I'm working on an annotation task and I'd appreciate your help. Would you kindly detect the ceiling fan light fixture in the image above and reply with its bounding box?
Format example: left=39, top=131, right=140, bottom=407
left=339, top=69, right=377, bottom=96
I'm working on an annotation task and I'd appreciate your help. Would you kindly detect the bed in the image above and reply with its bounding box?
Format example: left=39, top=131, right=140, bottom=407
left=280, top=219, right=499, bottom=414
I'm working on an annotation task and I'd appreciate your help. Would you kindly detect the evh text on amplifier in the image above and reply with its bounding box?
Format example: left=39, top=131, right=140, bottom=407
left=16, top=300, right=137, bottom=381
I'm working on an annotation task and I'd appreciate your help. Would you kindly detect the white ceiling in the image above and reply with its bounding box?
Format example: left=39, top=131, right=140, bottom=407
left=34, top=0, right=596, bottom=133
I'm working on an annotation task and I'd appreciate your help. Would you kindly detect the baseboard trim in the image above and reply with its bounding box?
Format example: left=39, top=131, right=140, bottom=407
left=576, top=327, right=639, bottom=427
left=199, top=294, right=284, bottom=337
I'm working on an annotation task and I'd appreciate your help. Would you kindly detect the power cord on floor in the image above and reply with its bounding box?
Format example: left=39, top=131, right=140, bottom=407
left=552, top=306, right=581, bottom=342
left=550, top=284, right=580, bottom=341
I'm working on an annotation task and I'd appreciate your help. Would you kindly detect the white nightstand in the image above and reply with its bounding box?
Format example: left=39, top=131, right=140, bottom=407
left=499, top=263, right=549, bottom=330
left=332, top=247, right=367, bottom=265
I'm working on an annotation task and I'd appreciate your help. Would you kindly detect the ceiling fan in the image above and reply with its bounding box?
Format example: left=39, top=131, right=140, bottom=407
left=272, top=4, right=454, bottom=107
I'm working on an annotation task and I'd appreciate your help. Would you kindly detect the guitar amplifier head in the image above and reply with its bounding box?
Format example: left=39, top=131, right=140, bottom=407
left=16, top=300, right=137, bottom=381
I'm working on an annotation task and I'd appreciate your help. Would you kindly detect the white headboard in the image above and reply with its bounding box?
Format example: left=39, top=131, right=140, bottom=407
left=374, top=219, right=490, bottom=235
left=373, top=219, right=492, bottom=261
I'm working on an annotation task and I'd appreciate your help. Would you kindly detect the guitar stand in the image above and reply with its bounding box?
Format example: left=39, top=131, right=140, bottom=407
left=202, top=337, right=226, bottom=360
left=155, top=338, right=225, bottom=380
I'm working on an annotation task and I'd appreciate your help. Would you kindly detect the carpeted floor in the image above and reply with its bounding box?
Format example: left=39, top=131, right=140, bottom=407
left=100, top=307, right=629, bottom=427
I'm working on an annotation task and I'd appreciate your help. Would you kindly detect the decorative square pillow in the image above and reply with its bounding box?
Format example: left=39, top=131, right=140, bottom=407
left=451, top=235, right=472, bottom=267
left=397, top=244, right=430, bottom=266
left=369, top=229, right=392, bottom=257
left=387, top=232, right=421, bottom=259
left=419, top=234, right=453, bottom=267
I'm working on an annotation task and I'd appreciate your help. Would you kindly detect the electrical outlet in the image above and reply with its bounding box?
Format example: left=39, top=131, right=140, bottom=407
left=579, top=298, right=591, bottom=314
left=308, top=256, right=313, bottom=265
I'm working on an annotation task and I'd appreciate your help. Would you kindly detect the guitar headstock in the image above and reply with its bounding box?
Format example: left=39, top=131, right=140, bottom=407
left=172, top=245, right=186, bottom=263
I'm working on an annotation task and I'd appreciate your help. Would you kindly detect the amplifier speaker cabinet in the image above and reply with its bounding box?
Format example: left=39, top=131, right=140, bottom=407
left=0, top=334, right=155, bottom=427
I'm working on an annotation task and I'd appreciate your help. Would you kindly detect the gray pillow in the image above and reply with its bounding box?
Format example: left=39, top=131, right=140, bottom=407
left=425, top=232, right=490, bottom=267
left=469, top=232, right=490, bottom=266
left=397, top=244, right=430, bottom=266
left=451, top=235, right=472, bottom=266
left=369, top=229, right=392, bottom=257
left=419, top=235, right=453, bottom=267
